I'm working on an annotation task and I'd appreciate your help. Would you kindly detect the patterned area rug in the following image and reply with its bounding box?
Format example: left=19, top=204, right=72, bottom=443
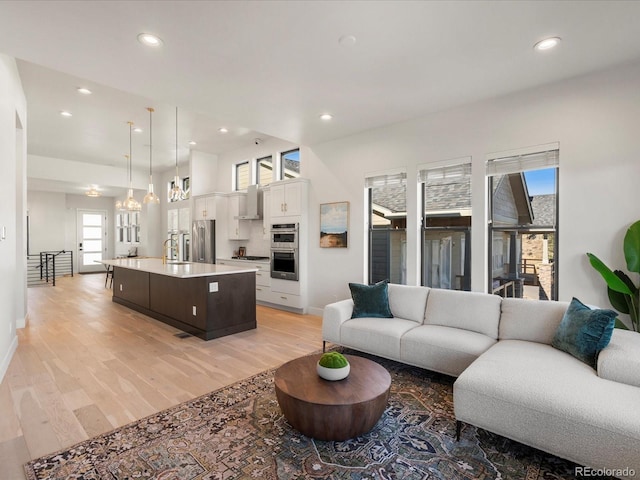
left=25, top=350, right=598, bottom=480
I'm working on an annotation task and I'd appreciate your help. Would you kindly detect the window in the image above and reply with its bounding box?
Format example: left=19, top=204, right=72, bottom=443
left=366, top=171, right=407, bottom=285
left=257, top=155, right=273, bottom=186
left=487, top=148, right=558, bottom=300
left=420, top=163, right=471, bottom=291
left=281, top=149, right=300, bottom=179
left=235, top=161, right=250, bottom=191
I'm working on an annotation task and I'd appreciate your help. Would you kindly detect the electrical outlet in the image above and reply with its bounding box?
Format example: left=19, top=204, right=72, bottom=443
left=209, top=282, right=218, bottom=293
left=119, top=284, right=123, bottom=292
left=192, top=306, right=197, bottom=316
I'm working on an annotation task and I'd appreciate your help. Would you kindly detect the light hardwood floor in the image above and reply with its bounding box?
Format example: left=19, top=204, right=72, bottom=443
left=0, top=273, right=323, bottom=479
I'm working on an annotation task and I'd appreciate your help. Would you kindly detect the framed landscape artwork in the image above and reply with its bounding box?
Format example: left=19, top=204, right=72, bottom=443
left=320, top=202, right=349, bottom=248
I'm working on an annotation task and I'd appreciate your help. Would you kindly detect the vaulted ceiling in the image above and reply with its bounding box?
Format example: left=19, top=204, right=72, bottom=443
left=1, top=1, right=640, bottom=194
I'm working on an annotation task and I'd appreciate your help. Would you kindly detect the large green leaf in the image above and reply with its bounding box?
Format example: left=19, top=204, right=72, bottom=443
left=587, top=253, right=634, bottom=295
left=624, top=220, right=640, bottom=273
left=614, top=318, right=629, bottom=330
left=607, top=286, right=630, bottom=314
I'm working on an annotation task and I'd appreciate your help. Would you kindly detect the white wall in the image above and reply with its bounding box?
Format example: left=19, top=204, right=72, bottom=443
left=0, top=54, right=27, bottom=383
left=27, top=191, right=66, bottom=253
left=304, top=60, right=640, bottom=316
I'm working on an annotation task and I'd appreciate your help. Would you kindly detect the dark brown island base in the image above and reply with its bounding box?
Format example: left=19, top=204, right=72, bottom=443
left=102, top=258, right=257, bottom=340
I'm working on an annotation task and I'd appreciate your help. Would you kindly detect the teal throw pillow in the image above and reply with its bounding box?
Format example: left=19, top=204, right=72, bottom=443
left=349, top=281, right=393, bottom=319
left=551, top=297, right=616, bottom=368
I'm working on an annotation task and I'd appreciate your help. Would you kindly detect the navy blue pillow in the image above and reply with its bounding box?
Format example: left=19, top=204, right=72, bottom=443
left=551, top=297, right=616, bottom=368
left=349, top=281, right=393, bottom=319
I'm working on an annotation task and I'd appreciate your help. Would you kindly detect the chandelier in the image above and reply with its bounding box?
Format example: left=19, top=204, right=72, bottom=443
left=169, top=106, right=186, bottom=202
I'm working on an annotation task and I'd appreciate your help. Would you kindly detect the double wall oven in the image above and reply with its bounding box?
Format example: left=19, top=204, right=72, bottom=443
left=270, top=223, right=298, bottom=281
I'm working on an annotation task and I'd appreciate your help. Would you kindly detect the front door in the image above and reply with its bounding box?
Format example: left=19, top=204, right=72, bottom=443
left=77, top=210, right=106, bottom=273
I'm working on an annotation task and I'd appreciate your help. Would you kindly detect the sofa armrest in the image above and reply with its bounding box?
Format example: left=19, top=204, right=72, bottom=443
left=322, top=299, right=354, bottom=343
left=597, top=329, right=640, bottom=388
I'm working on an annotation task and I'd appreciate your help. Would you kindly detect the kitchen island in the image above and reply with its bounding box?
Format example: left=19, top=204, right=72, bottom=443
left=102, top=258, right=257, bottom=340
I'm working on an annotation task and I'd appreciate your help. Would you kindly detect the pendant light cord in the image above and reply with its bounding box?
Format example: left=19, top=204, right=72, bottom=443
left=149, top=108, right=153, bottom=176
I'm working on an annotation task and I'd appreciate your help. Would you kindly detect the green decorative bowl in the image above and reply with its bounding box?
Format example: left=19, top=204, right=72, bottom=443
left=317, top=352, right=350, bottom=381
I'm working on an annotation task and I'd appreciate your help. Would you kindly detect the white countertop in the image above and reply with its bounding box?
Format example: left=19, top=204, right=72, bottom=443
left=217, top=257, right=270, bottom=264
left=101, top=258, right=258, bottom=278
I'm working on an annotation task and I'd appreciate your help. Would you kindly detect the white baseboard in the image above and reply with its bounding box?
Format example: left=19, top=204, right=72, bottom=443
left=307, top=306, right=324, bottom=317
left=0, top=334, right=18, bottom=385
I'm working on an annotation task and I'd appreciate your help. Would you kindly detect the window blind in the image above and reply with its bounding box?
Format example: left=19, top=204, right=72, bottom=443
left=486, top=149, right=559, bottom=176
left=365, top=171, right=407, bottom=188
left=418, top=163, right=471, bottom=183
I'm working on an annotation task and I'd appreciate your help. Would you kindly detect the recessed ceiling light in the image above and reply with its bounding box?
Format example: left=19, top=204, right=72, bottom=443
left=77, top=87, right=92, bottom=95
left=534, top=37, right=561, bottom=51
left=137, top=33, right=163, bottom=47
left=339, top=35, right=357, bottom=47
left=320, top=113, right=333, bottom=121
left=60, top=110, right=72, bottom=117
left=133, top=127, right=143, bottom=133
left=218, top=127, right=228, bottom=133
left=189, top=141, right=197, bottom=146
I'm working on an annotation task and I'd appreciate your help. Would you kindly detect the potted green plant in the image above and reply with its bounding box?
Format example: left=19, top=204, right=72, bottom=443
left=587, top=219, right=640, bottom=331
left=317, top=352, right=350, bottom=381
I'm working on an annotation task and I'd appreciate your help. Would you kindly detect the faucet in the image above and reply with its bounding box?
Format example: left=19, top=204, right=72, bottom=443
left=162, top=238, right=178, bottom=264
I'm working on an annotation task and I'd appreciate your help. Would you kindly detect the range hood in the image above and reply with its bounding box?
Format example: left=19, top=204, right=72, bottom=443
left=236, top=184, right=263, bottom=220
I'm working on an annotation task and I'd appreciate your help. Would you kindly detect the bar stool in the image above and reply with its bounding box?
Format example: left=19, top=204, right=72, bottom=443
left=105, top=265, right=114, bottom=288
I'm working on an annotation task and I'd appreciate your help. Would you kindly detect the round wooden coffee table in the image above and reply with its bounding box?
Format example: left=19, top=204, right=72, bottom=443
left=274, top=354, right=391, bottom=441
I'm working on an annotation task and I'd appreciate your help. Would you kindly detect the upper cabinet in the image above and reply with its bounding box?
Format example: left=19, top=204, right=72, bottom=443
left=262, top=188, right=271, bottom=239
left=227, top=193, right=250, bottom=240
left=270, top=179, right=308, bottom=220
left=168, top=207, right=190, bottom=233
left=193, top=194, right=218, bottom=221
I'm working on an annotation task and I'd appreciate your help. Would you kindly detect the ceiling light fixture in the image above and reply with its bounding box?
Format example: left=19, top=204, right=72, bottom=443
left=169, top=107, right=186, bottom=202
left=85, top=186, right=101, bottom=197
left=137, top=32, right=163, bottom=47
left=534, top=37, right=561, bottom=51
left=77, top=87, right=92, bottom=95
left=133, top=127, right=143, bottom=133
left=120, top=122, right=142, bottom=212
left=189, top=140, right=197, bottom=146
left=60, top=110, right=72, bottom=117
left=143, top=107, right=160, bottom=204
left=320, top=113, right=333, bottom=121
left=338, top=35, right=357, bottom=47
left=218, top=127, right=228, bottom=133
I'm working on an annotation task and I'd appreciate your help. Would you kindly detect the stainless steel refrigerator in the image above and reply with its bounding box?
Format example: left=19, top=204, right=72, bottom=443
left=192, top=220, right=216, bottom=264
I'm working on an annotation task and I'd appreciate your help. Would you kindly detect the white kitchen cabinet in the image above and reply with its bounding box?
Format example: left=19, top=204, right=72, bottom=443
left=178, top=207, right=190, bottom=232
left=168, top=207, right=190, bottom=232
left=227, top=193, right=250, bottom=240
left=270, top=179, right=307, bottom=220
left=167, top=208, right=179, bottom=232
left=193, top=194, right=218, bottom=221
left=262, top=188, right=271, bottom=239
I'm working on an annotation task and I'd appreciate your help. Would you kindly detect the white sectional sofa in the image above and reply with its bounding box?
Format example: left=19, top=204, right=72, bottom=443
left=322, top=283, right=640, bottom=479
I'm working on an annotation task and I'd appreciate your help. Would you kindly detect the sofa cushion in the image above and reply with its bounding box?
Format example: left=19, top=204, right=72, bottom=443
left=401, top=325, right=496, bottom=377
left=598, top=328, right=640, bottom=388
left=340, top=317, right=419, bottom=361
left=424, top=289, right=501, bottom=339
left=499, top=297, right=569, bottom=344
left=454, top=340, right=640, bottom=475
left=388, top=284, right=430, bottom=323
left=551, top=297, right=616, bottom=368
left=349, top=281, right=393, bottom=319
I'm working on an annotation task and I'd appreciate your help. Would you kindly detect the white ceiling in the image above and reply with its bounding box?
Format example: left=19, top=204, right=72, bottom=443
left=2, top=1, right=640, bottom=194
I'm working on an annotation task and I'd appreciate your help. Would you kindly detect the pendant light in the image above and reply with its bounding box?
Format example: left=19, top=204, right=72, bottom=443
left=169, top=106, right=186, bottom=202
left=122, top=121, right=142, bottom=212
left=143, top=107, right=160, bottom=204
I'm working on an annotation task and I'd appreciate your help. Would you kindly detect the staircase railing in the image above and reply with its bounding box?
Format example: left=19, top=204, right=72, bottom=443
left=27, top=250, right=74, bottom=287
